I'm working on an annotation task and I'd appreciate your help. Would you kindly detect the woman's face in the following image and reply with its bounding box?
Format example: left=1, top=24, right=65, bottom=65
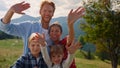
left=49, top=25, right=62, bottom=43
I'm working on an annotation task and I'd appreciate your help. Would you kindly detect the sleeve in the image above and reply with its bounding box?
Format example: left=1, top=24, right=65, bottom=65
left=60, top=35, right=72, bottom=46
left=40, top=45, right=52, bottom=67
left=59, top=36, right=67, bottom=45
left=63, top=53, right=74, bottom=68
left=0, top=19, right=31, bottom=37
left=11, top=56, right=25, bottom=68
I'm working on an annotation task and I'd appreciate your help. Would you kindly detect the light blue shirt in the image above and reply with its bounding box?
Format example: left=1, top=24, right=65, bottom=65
left=0, top=19, right=47, bottom=55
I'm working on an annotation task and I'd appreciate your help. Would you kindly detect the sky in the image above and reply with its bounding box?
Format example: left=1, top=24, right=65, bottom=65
left=0, top=0, right=83, bottom=19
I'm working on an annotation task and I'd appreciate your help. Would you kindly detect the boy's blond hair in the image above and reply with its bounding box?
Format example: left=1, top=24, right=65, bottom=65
left=28, top=33, right=39, bottom=45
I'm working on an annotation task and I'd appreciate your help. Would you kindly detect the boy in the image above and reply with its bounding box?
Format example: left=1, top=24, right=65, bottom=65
left=11, top=33, right=48, bottom=68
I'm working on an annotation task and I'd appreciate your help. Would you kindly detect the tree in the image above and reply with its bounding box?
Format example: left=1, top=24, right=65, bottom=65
left=81, top=0, right=120, bottom=68
left=78, top=36, right=96, bottom=60
left=0, top=31, right=15, bottom=39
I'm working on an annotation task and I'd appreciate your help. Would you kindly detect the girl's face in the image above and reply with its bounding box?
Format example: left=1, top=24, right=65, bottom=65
left=51, top=53, right=63, bottom=64
left=49, top=26, right=62, bottom=43
left=29, top=40, right=41, bottom=57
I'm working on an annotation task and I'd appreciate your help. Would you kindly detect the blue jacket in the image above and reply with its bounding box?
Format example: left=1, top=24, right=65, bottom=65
left=0, top=19, right=45, bottom=54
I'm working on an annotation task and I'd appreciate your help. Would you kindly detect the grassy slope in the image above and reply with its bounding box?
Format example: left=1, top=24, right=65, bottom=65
left=0, top=39, right=120, bottom=68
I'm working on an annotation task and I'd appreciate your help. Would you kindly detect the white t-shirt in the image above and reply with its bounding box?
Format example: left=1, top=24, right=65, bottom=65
left=42, top=28, right=49, bottom=40
left=40, top=45, right=74, bottom=68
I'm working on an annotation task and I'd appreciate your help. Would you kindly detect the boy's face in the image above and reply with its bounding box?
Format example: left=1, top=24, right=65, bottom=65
left=51, top=53, right=63, bottom=64
left=29, top=40, right=41, bottom=57
left=49, top=26, right=62, bottom=42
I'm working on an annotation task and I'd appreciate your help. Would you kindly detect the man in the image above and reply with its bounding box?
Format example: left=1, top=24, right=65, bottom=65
left=0, top=1, right=55, bottom=55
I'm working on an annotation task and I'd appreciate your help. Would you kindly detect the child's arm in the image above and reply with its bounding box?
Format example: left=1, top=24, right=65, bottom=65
left=67, top=40, right=82, bottom=54
left=37, top=33, right=52, bottom=67
left=67, top=7, right=85, bottom=46
left=2, top=1, right=30, bottom=24
left=40, top=44, right=52, bottom=67
left=63, top=53, right=75, bottom=68
left=63, top=40, right=82, bottom=68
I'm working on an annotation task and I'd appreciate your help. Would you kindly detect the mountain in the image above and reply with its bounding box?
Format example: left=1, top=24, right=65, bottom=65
left=11, top=15, right=85, bottom=39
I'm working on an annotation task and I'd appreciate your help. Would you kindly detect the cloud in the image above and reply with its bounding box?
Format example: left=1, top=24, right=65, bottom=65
left=0, top=0, right=7, bottom=11
left=53, top=0, right=83, bottom=17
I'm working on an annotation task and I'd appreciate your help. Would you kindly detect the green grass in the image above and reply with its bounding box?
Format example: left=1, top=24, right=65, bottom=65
left=0, top=39, right=23, bottom=68
left=75, top=50, right=114, bottom=68
left=0, top=39, right=120, bottom=68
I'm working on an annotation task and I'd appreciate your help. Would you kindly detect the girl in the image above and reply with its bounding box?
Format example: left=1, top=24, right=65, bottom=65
left=39, top=34, right=81, bottom=68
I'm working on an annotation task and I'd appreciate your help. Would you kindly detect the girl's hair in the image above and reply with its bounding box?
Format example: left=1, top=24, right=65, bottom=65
left=49, top=44, right=64, bottom=57
left=48, top=21, right=63, bottom=34
left=40, top=0, right=55, bottom=12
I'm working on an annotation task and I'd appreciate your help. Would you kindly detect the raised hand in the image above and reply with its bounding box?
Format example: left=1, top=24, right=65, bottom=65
left=10, top=1, right=30, bottom=14
left=66, top=7, right=85, bottom=47
left=67, top=7, right=85, bottom=25
left=35, top=33, right=46, bottom=47
left=66, top=39, right=82, bottom=54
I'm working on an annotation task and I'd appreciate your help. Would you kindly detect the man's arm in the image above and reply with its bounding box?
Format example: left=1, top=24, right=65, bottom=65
left=2, top=9, right=14, bottom=24
left=2, top=1, right=30, bottom=24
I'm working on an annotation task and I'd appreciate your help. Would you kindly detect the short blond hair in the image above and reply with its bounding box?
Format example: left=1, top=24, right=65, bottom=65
left=28, top=33, right=39, bottom=45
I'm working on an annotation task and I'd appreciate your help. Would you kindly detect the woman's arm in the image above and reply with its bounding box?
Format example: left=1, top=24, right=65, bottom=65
left=67, top=7, right=85, bottom=46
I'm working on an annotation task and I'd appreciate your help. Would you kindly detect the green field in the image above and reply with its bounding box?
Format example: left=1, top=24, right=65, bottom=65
left=0, top=39, right=120, bottom=68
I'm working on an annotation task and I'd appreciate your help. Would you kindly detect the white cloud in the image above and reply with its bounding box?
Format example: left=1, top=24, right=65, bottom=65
left=0, top=0, right=83, bottom=19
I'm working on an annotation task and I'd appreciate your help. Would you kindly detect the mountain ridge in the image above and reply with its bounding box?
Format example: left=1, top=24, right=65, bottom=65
left=11, top=15, right=84, bottom=39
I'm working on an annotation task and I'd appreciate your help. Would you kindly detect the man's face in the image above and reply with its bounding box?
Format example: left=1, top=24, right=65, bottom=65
left=40, top=4, right=54, bottom=23
left=29, top=40, right=41, bottom=57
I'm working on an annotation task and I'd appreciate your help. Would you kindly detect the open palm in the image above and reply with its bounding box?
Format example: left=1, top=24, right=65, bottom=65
left=11, top=1, right=30, bottom=14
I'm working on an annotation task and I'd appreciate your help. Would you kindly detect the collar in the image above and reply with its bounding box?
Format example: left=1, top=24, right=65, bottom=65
left=28, top=52, right=42, bottom=59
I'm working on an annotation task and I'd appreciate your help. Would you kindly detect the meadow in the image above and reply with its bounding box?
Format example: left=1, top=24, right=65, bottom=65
left=0, top=39, right=120, bottom=68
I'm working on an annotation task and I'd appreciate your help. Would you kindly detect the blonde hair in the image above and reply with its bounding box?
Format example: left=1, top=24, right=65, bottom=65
left=28, top=33, right=39, bottom=45
left=40, top=0, right=55, bottom=12
left=50, top=45, right=64, bottom=57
